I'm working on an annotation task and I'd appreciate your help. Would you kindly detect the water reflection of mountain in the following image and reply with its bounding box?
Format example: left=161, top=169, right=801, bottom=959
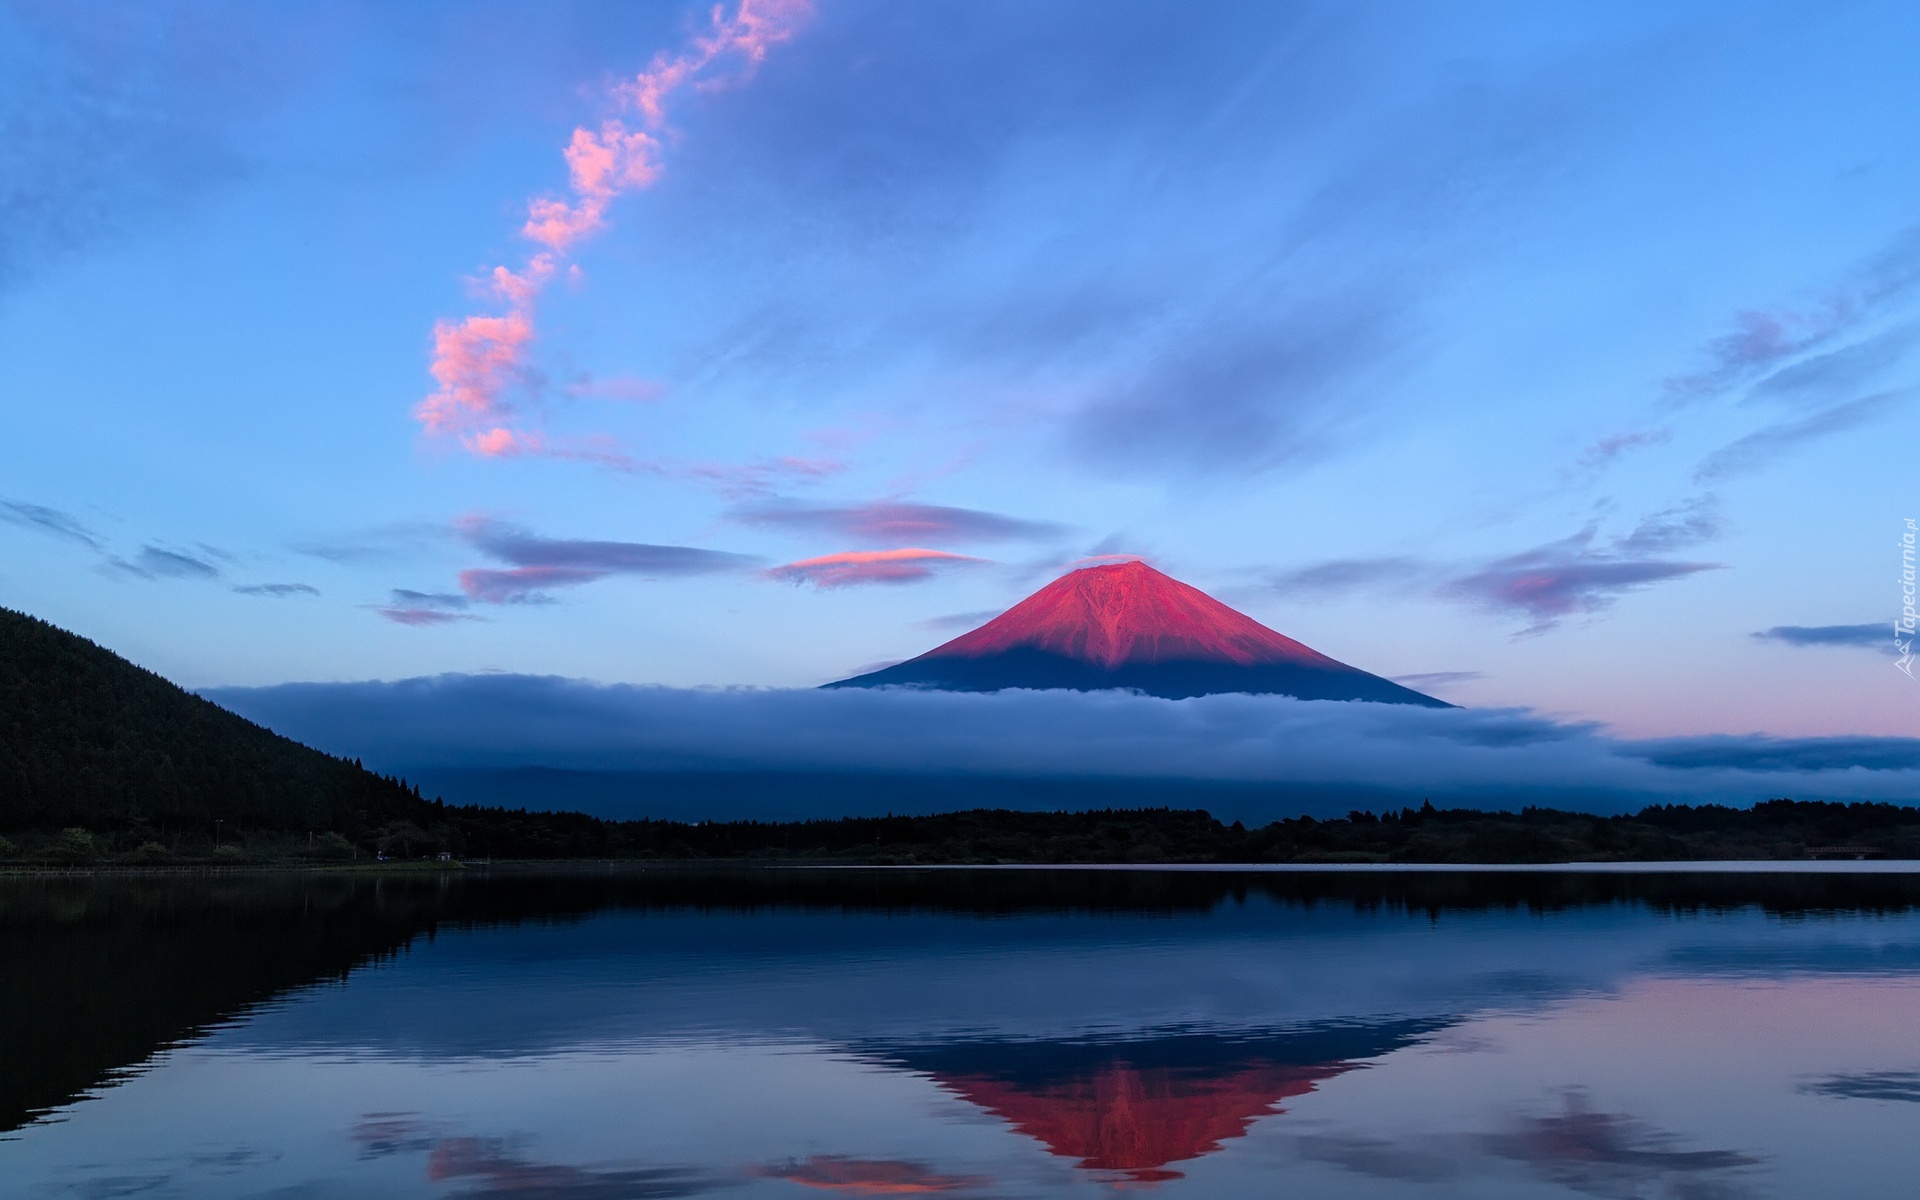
left=8, top=867, right=1920, bottom=1138
left=878, top=1024, right=1441, bottom=1181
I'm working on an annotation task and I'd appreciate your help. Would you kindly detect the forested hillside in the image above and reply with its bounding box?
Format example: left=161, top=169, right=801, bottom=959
left=0, top=607, right=429, bottom=838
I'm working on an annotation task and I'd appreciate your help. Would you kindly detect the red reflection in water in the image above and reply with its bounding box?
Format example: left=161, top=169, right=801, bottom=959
left=761, top=1155, right=988, bottom=1194
left=935, top=1059, right=1352, bottom=1183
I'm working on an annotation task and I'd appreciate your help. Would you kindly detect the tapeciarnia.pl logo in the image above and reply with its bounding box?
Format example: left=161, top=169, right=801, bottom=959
left=1900, top=517, right=1916, bottom=678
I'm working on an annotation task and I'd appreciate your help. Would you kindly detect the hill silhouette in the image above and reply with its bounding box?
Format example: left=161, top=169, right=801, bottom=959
left=829, top=560, right=1446, bottom=705
left=0, top=606, right=427, bottom=839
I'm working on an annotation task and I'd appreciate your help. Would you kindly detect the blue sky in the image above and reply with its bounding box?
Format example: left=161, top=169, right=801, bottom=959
left=4, top=0, right=1918, bottom=753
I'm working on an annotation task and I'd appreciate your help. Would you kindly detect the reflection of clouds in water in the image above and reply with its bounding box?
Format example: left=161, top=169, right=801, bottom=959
left=183, top=1146, right=279, bottom=1171
left=424, top=1137, right=720, bottom=1200
left=60, top=1174, right=172, bottom=1199
left=1292, top=1090, right=1762, bottom=1198
left=346, top=1113, right=725, bottom=1198
left=1416, top=1030, right=1503, bottom=1057
left=1798, top=1070, right=1920, bottom=1103
left=1294, top=1132, right=1466, bottom=1183
left=1483, top=1090, right=1761, bottom=1199
left=351, top=1111, right=441, bottom=1159
left=46, top=1145, right=281, bottom=1199
left=758, top=1155, right=989, bottom=1194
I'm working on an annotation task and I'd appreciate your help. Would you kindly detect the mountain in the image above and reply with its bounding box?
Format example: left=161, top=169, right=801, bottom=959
left=0, top=606, right=428, bottom=835
left=827, top=560, right=1448, bottom=705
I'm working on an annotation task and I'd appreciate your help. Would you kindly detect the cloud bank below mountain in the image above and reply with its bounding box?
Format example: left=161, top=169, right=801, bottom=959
left=204, top=676, right=1920, bottom=823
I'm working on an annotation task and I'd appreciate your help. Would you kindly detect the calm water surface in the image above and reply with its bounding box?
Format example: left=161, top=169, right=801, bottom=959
left=4, top=868, right=1919, bottom=1198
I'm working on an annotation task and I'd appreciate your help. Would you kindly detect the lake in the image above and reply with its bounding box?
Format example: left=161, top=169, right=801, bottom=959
left=4, top=867, right=1919, bottom=1197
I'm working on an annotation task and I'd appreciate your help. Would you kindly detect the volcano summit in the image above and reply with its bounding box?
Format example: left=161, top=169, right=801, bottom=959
left=828, top=560, right=1447, bottom=706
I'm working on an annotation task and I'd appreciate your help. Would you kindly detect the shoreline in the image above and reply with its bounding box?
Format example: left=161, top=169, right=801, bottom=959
left=9, top=857, right=1920, bottom=879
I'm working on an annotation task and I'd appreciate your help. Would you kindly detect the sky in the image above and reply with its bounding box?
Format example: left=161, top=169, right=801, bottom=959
left=4, top=0, right=1919, bottom=807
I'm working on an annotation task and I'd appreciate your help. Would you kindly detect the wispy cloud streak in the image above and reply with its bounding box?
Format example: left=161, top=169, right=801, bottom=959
left=1447, top=530, right=1719, bottom=632
left=107, top=546, right=222, bottom=581
left=416, top=0, right=810, bottom=461
left=0, top=500, right=102, bottom=549
left=734, top=500, right=1066, bottom=546
left=376, top=588, right=478, bottom=626
left=1663, top=227, right=1920, bottom=405
left=1694, top=392, right=1901, bottom=482
left=1752, top=623, right=1888, bottom=650
left=766, top=548, right=985, bottom=588
left=454, top=516, right=759, bottom=604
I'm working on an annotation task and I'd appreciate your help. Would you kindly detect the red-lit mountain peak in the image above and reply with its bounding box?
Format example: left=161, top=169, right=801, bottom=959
left=827, top=559, right=1449, bottom=705
left=925, top=560, right=1340, bottom=671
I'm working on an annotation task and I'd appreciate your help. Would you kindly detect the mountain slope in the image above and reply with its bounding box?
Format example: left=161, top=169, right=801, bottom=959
left=0, top=607, right=427, bottom=833
left=828, top=561, right=1447, bottom=705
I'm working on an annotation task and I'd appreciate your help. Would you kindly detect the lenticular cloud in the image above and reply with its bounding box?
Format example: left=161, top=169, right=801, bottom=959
left=416, top=0, right=811, bottom=462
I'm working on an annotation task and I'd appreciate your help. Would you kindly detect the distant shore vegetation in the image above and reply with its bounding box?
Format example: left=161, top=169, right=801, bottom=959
left=4, top=799, right=1920, bottom=868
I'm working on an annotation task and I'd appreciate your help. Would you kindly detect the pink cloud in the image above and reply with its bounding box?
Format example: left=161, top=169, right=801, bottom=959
left=417, top=0, right=811, bottom=459
left=766, top=548, right=986, bottom=589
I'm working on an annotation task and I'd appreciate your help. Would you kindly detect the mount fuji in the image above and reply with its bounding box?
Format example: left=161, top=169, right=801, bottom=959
left=827, top=559, right=1448, bottom=706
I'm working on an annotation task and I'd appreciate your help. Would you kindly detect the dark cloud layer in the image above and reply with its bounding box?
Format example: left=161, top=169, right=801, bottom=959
left=201, top=676, right=1920, bottom=823
left=1631, top=735, right=1920, bottom=773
